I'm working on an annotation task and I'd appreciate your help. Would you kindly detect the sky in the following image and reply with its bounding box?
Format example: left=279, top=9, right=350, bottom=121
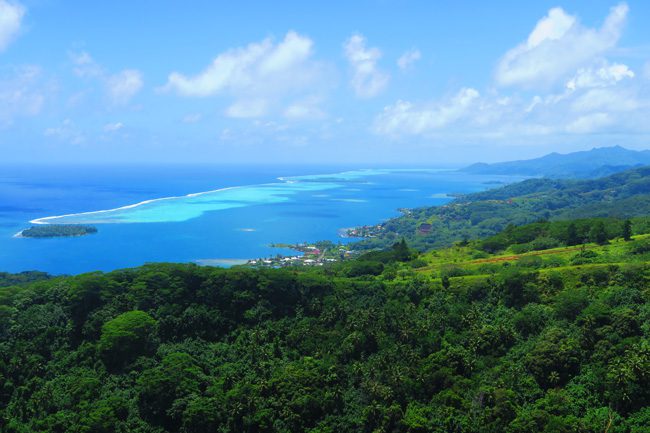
left=1, top=0, right=650, bottom=165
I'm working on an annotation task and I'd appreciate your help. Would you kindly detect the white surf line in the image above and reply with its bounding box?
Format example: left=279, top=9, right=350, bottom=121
left=30, top=167, right=445, bottom=225
left=29, top=185, right=242, bottom=224
left=32, top=168, right=365, bottom=224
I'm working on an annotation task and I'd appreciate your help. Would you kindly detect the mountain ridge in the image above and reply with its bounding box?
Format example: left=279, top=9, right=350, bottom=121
left=461, top=145, right=650, bottom=178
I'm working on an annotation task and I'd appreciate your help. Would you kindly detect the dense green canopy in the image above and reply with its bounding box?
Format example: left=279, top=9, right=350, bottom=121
left=1, top=225, right=649, bottom=432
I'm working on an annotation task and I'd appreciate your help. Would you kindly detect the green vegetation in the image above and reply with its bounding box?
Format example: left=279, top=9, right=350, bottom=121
left=352, top=166, right=650, bottom=252
left=477, top=217, right=649, bottom=254
left=1, top=222, right=649, bottom=432
left=20, top=224, right=98, bottom=238
left=0, top=271, right=50, bottom=287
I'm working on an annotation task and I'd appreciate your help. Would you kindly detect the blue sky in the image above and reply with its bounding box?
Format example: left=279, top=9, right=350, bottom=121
left=1, top=0, right=650, bottom=164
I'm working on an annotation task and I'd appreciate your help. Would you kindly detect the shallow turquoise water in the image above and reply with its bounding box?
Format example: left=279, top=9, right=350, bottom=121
left=31, top=169, right=445, bottom=224
left=0, top=165, right=522, bottom=275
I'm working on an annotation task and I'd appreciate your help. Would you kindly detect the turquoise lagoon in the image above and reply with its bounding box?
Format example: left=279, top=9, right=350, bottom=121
left=0, top=165, right=522, bottom=274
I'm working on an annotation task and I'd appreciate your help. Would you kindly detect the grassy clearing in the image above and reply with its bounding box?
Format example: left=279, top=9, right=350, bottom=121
left=414, top=234, right=650, bottom=279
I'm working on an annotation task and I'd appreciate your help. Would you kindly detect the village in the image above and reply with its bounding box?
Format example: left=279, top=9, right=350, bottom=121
left=245, top=240, right=360, bottom=268
left=339, top=223, right=385, bottom=238
left=246, top=215, right=406, bottom=268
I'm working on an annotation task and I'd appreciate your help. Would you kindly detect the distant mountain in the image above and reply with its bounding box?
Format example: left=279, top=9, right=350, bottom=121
left=461, top=145, right=650, bottom=178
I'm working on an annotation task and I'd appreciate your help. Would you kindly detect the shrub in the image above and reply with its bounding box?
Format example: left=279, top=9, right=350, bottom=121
left=630, top=239, right=650, bottom=255
left=570, top=250, right=598, bottom=265
left=346, top=261, right=384, bottom=277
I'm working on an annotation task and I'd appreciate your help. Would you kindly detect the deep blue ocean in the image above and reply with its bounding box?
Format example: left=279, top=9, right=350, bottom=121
left=0, top=164, right=522, bottom=275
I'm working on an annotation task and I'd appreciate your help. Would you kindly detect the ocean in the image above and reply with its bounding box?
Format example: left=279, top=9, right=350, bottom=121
left=0, top=164, right=522, bottom=275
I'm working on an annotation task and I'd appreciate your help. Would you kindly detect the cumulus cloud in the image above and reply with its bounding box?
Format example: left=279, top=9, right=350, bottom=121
left=164, top=31, right=327, bottom=118
left=397, top=49, right=421, bottom=70
left=71, top=52, right=143, bottom=105
left=165, top=31, right=312, bottom=97
left=369, top=3, right=646, bottom=141
left=566, top=62, right=634, bottom=90
left=374, top=88, right=480, bottom=136
left=0, top=66, right=45, bottom=127
left=496, top=3, right=628, bottom=88
left=0, top=0, right=25, bottom=52
left=344, top=34, right=389, bottom=98
left=374, top=57, right=648, bottom=140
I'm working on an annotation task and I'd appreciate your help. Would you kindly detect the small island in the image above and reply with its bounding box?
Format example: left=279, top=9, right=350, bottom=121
left=20, top=224, right=98, bottom=238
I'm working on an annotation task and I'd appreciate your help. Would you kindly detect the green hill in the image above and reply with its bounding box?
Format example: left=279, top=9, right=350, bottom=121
left=352, top=166, right=650, bottom=252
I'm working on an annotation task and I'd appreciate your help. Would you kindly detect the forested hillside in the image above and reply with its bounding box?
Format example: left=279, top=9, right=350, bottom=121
left=353, top=166, right=650, bottom=252
left=1, top=219, right=649, bottom=432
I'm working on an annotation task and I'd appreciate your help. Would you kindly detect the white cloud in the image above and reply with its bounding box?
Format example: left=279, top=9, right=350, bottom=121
left=164, top=31, right=327, bottom=118
left=501, top=84, right=645, bottom=136
left=566, top=62, right=634, bottom=90
left=0, top=66, right=45, bottom=127
left=103, top=122, right=124, bottom=132
left=0, top=0, right=25, bottom=52
left=71, top=52, right=143, bottom=105
left=496, top=3, right=628, bottom=88
left=225, top=99, right=268, bottom=118
left=284, top=96, right=325, bottom=119
left=71, top=52, right=103, bottom=78
left=566, top=112, right=613, bottom=133
left=44, top=119, right=85, bottom=144
left=372, top=68, right=650, bottom=139
left=397, top=49, right=421, bottom=70
left=344, top=34, right=389, bottom=98
left=374, top=87, right=480, bottom=136
left=107, top=69, right=143, bottom=105
left=165, top=32, right=311, bottom=97
left=571, top=88, right=639, bottom=112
